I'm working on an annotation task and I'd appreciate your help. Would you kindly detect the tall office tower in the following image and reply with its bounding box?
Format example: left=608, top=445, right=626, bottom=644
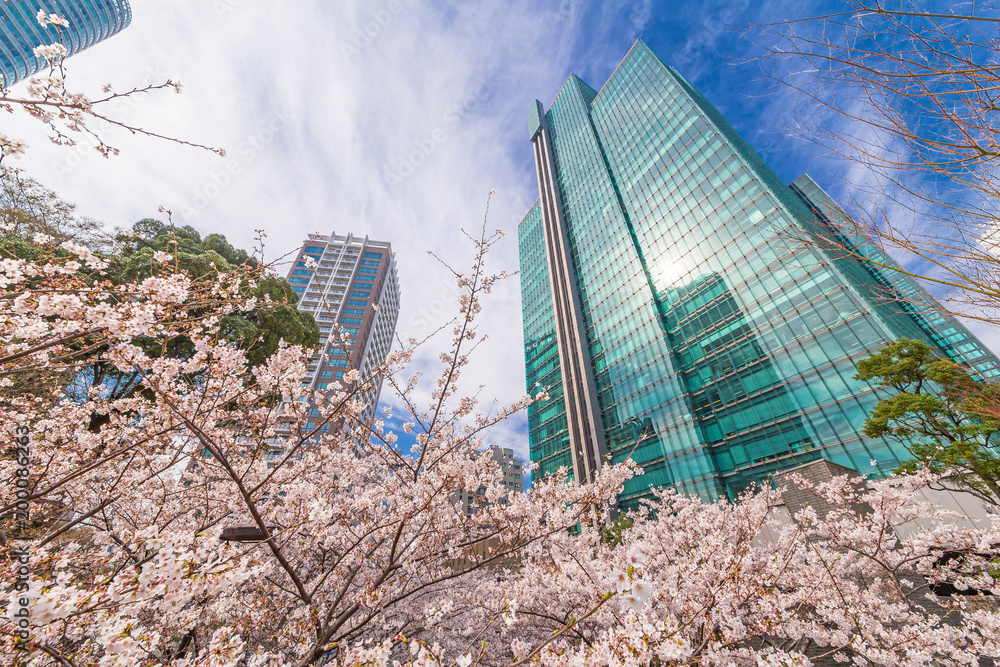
left=0, top=0, right=132, bottom=87
left=519, top=40, right=1000, bottom=508
left=287, top=233, right=400, bottom=426
left=454, top=447, right=526, bottom=517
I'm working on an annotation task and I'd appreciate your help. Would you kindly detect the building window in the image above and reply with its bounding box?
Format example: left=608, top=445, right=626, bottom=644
left=320, top=371, right=332, bottom=379
left=289, top=277, right=310, bottom=284
left=361, top=260, right=380, bottom=267
left=364, top=252, right=383, bottom=259
left=341, top=317, right=363, bottom=325
left=292, top=269, right=313, bottom=276
left=335, top=371, right=345, bottom=379
left=347, top=299, right=367, bottom=306
left=350, top=291, right=370, bottom=298
left=304, top=246, right=325, bottom=253
left=292, top=286, right=305, bottom=293
left=354, top=281, right=374, bottom=289
left=359, top=267, right=378, bottom=275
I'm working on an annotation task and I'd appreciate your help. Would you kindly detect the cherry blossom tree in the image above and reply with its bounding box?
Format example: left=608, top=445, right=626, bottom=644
left=0, top=169, right=111, bottom=251
left=747, top=3, right=1000, bottom=325
left=498, top=472, right=1000, bottom=666
left=0, top=206, right=636, bottom=666
left=0, top=10, right=222, bottom=167
left=0, top=9, right=998, bottom=666
left=3, top=207, right=998, bottom=666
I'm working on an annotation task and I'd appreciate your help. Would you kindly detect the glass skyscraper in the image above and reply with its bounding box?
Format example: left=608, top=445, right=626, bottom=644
left=0, top=0, right=132, bottom=87
left=519, top=40, right=1000, bottom=507
left=286, top=232, right=400, bottom=426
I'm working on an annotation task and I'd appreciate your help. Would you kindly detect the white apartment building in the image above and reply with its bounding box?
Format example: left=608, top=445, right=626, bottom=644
left=286, top=232, right=400, bottom=428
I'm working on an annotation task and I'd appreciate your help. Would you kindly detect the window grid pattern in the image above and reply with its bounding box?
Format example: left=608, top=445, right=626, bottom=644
left=519, top=203, right=574, bottom=477
left=519, top=40, right=1000, bottom=505
left=543, top=73, right=702, bottom=502
left=0, top=0, right=131, bottom=86
left=285, top=233, right=400, bottom=426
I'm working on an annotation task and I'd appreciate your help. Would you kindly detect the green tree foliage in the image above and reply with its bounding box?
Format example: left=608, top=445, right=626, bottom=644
left=0, top=168, right=113, bottom=251
left=855, top=338, right=1000, bottom=507
left=0, top=172, right=106, bottom=404
left=601, top=514, right=633, bottom=548
left=0, top=171, right=319, bottom=410
left=109, top=217, right=319, bottom=368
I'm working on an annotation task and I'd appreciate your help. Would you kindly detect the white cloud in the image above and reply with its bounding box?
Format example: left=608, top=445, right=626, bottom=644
left=1, top=0, right=604, bottom=465
left=14, top=0, right=996, bottom=472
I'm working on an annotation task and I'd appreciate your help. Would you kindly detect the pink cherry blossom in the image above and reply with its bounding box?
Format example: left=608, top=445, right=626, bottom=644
left=32, top=43, right=67, bottom=62
left=609, top=569, right=630, bottom=593
left=626, top=545, right=646, bottom=566
left=0, top=220, right=997, bottom=667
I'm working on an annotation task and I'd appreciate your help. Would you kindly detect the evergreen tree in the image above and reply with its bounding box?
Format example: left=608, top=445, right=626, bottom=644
left=856, top=338, right=1000, bottom=508
left=109, top=217, right=319, bottom=369
left=0, top=168, right=112, bottom=251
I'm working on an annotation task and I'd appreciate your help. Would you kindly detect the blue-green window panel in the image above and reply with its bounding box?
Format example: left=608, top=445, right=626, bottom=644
left=522, top=40, right=1000, bottom=503
left=544, top=67, right=717, bottom=488
left=792, top=175, right=1000, bottom=380
left=519, top=200, right=572, bottom=475
left=1, top=1, right=132, bottom=86
left=534, top=443, right=574, bottom=479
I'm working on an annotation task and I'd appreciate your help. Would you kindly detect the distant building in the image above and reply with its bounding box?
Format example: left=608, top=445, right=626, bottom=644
left=0, top=0, right=132, bottom=87
left=455, top=447, right=525, bottom=517
left=978, top=221, right=1000, bottom=260
left=519, top=40, right=1000, bottom=509
left=286, top=232, right=400, bottom=427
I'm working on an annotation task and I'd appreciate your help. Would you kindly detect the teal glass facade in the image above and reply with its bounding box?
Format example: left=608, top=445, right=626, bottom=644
left=0, top=0, right=132, bottom=87
left=519, top=41, right=1000, bottom=507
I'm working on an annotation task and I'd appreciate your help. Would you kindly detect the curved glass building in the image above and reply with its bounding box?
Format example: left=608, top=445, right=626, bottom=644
left=519, top=40, right=1000, bottom=508
left=0, top=0, right=132, bottom=87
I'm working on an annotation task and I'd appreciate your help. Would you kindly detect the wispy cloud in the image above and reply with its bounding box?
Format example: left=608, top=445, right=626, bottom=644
left=1, top=0, right=603, bottom=464
left=8, top=0, right=993, bottom=468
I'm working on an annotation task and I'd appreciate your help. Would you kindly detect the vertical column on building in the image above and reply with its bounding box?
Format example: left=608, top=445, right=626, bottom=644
left=529, top=100, right=608, bottom=485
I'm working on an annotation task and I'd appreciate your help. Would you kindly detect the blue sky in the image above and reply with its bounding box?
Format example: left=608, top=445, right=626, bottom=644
left=5, top=0, right=985, bottom=468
